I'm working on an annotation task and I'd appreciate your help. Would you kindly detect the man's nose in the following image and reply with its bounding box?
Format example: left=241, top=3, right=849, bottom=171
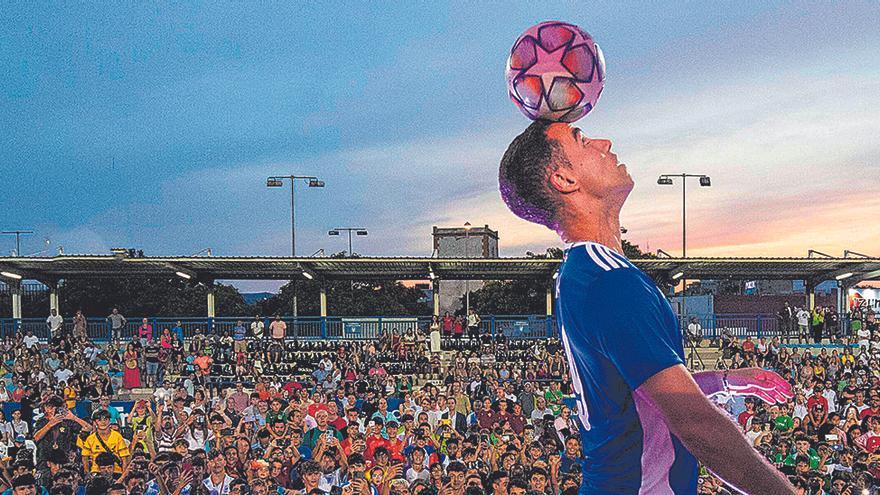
left=592, top=139, right=612, bottom=153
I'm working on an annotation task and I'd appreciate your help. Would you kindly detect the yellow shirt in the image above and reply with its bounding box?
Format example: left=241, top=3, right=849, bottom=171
left=63, top=387, right=77, bottom=410
left=79, top=430, right=130, bottom=473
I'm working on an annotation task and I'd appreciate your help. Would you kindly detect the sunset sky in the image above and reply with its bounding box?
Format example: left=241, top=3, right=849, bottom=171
left=2, top=3, right=879, bottom=290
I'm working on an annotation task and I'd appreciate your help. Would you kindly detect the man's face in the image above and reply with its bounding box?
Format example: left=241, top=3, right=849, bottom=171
left=449, top=470, right=466, bottom=490
left=97, top=461, right=115, bottom=478
left=546, top=123, right=632, bottom=201
left=530, top=473, right=547, bottom=492
left=509, top=485, right=527, bottom=495
left=565, top=437, right=580, bottom=456
left=493, top=476, right=509, bottom=495
left=316, top=411, right=329, bottom=427
left=12, top=487, right=36, bottom=495
left=209, top=455, right=227, bottom=474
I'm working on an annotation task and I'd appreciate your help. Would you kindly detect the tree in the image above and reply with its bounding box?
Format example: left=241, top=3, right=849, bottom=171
left=58, top=278, right=249, bottom=317
left=256, top=252, right=430, bottom=317
left=465, top=241, right=659, bottom=315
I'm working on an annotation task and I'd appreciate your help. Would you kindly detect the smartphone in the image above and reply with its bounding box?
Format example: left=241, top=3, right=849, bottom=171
left=352, top=471, right=365, bottom=481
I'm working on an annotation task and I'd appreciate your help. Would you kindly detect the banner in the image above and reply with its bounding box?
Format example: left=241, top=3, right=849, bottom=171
left=849, top=287, right=880, bottom=313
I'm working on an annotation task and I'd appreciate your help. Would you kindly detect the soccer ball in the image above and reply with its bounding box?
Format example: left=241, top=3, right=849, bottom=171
left=505, top=21, right=605, bottom=123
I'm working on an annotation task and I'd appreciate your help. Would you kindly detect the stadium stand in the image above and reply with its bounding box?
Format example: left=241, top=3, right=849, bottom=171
left=0, top=302, right=876, bottom=494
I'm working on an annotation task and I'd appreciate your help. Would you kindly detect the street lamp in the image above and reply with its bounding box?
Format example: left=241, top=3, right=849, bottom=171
left=464, top=222, right=472, bottom=315
left=328, top=228, right=368, bottom=257
left=267, top=174, right=325, bottom=317
left=656, top=174, right=711, bottom=258
left=657, top=173, right=711, bottom=329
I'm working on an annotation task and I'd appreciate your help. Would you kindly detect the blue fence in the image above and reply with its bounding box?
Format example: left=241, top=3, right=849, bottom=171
left=683, top=313, right=852, bottom=340
left=0, top=315, right=558, bottom=342
left=0, top=313, right=851, bottom=342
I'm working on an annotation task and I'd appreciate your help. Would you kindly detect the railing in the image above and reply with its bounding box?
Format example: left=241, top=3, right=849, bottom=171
left=0, top=313, right=853, bottom=342
left=0, top=315, right=559, bottom=342
left=683, top=313, right=853, bottom=340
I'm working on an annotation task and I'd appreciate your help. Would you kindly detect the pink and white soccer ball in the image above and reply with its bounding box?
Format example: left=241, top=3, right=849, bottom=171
left=506, top=21, right=605, bottom=123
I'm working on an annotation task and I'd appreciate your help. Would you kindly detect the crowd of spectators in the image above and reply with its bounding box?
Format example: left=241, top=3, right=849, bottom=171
left=0, top=309, right=587, bottom=495
left=2, top=303, right=878, bottom=494
left=703, top=307, right=880, bottom=494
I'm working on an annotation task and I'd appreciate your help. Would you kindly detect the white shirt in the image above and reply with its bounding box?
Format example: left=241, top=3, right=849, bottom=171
left=823, top=390, right=838, bottom=413
left=467, top=313, right=480, bottom=327
left=54, top=368, right=73, bottom=384
left=797, top=310, right=810, bottom=326
left=47, top=315, right=63, bottom=331
left=23, top=335, right=39, bottom=349
left=203, top=474, right=234, bottom=494
left=250, top=321, right=264, bottom=337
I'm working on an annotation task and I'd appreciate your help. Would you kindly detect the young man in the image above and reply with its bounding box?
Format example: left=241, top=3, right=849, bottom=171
left=80, top=409, right=130, bottom=475
left=499, top=121, right=795, bottom=494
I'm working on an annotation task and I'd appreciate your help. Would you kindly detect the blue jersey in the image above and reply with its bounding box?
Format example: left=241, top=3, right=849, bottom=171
left=555, top=242, right=697, bottom=494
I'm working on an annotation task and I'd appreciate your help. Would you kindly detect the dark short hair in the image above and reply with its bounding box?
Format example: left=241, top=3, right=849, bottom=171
left=95, top=452, right=117, bottom=467
left=499, top=120, right=567, bottom=228
left=447, top=461, right=467, bottom=474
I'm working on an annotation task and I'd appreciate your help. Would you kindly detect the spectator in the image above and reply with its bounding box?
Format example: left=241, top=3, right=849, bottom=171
left=46, top=309, right=63, bottom=337
left=80, top=410, right=130, bottom=475
left=73, top=310, right=87, bottom=341
left=106, top=309, right=127, bottom=341
left=269, top=315, right=287, bottom=343
left=466, top=309, right=481, bottom=343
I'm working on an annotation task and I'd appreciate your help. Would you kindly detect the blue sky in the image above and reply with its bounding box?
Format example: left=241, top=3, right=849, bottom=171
left=2, top=2, right=879, bottom=289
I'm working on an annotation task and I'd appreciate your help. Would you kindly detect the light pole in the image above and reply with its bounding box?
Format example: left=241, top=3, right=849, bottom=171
left=464, top=222, right=472, bottom=315
left=1, top=230, right=33, bottom=257
left=658, top=173, right=711, bottom=347
left=328, top=228, right=368, bottom=257
left=267, top=175, right=325, bottom=317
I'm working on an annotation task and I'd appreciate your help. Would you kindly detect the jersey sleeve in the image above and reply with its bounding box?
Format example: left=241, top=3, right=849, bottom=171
left=579, top=270, right=684, bottom=390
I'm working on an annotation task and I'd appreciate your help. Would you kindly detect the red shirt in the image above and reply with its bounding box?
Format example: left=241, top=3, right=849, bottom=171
left=442, top=316, right=454, bottom=333
left=453, top=320, right=463, bottom=335
left=860, top=407, right=880, bottom=420
left=364, top=435, right=390, bottom=461
left=737, top=411, right=755, bottom=428
left=742, top=341, right=755, bottom=353
left=807, top=396, right=829, bottom=413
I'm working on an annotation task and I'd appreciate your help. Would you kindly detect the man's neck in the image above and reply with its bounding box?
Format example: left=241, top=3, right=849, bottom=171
left=556, top=205, right=623, bottom=253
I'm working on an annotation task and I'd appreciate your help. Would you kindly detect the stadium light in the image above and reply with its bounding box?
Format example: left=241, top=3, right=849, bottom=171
left=174, top=271, right=192, bottom=280
left=0, top=271, right=22, bottom=280
left=672, top=271, right=684, bottom=280
left=267, top=174, right=326, bottom=316
left=836, top=272, right=854, bottom=280
left=699, top=176, right=711, bottom=187
left=657, top=177, right=674, bottom=186
left=328, top=228, right=368, bottom=257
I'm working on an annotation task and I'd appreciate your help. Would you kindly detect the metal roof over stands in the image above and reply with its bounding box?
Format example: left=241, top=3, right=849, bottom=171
left=1, top=253, right=880, bottom=283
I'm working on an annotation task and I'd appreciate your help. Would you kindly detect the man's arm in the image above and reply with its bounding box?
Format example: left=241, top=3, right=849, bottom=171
left=638, top=364, right=795, bottom=495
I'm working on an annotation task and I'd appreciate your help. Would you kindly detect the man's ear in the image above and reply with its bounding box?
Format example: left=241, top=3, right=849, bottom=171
left=549, top=166, right=578, bottom=194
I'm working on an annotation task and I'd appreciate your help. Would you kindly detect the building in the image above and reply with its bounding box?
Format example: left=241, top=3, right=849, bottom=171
left=432, top=225, right=499, bottom=314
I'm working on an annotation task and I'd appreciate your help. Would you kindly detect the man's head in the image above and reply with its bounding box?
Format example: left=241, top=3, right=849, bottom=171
left=499, top=120, right=632, bottom=231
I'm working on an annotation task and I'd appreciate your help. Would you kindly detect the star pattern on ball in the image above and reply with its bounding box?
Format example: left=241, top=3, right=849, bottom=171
left=522, top=42, right=571, bottom=99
